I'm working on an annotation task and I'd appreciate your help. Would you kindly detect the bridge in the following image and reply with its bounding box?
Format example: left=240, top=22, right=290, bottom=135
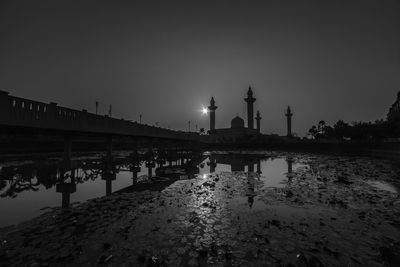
left=0, top=90, right=201, bottom=157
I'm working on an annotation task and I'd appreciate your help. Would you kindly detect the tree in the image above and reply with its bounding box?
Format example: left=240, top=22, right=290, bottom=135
left=332, top=120, right=350, bottom=139
left=308, top=125, right=318, bottom=139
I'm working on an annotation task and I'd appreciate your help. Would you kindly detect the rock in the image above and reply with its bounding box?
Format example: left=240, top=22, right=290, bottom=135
left=296, top=253, right=308, bottom=265
left=202, top=181, right=215, bottom=188
left=103, top=242, right=112, bottom=251
left=271, top=219, right=281, bottom=228
left=225, top=250, right=233, bottom=260
left=286, top=190, right=294, bottom=198
left=308, top=255, right=325, bottom=267
left=151, top=255, right=159, bottom=263
left=198, top=249, right=208, bottom=258
left=137, top=252, right=146, bottom=263
left=380, top=246, right=400, bottom=266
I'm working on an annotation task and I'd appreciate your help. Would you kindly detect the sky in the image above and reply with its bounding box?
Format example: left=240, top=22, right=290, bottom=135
left=0, top=0, right=399, bottom=136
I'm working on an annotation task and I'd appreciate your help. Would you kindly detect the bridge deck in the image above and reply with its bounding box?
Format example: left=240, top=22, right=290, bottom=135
left=0, top=90, right=199, bottom=140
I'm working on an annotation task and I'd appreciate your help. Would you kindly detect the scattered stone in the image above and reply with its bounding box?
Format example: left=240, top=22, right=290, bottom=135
left=1, top=152, right=400, bottom=266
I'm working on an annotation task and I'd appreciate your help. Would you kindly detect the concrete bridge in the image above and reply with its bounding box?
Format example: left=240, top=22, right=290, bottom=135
left=0, top=90, right=198, bottom=140
left=0, top=90, right=201, bottom=157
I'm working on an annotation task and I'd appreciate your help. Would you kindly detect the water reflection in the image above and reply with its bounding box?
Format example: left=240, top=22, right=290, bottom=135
left=199, top=153, right=299, bottom=189
left=56, top=163, right=77, bottom=209
left=0, top=150, right=203, bottom=227
left=4, top=151, right=395, bottom=227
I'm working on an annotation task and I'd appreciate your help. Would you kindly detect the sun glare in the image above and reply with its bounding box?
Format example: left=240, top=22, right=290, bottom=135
left=201, top=107, right=208, bottom=115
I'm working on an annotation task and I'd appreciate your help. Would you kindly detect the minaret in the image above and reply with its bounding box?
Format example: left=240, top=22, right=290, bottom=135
left=208, top=97, right=217, bottom=131
left=256, top=110, right=261, bottom=133
left=285, top=106, right=293, bottom=137
left=244, top=86, right=256, bottom=129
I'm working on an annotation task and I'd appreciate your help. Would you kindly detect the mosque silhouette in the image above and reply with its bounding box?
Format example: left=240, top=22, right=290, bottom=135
left=207, top=86, right=293, bottom=143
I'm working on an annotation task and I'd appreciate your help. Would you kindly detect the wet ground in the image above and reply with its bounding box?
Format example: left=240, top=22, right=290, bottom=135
left=1, top=151, right=400, bottom=266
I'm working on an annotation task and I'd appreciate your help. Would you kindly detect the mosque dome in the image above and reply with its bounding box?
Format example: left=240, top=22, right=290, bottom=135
left=231, top=116, right=245, bottom=129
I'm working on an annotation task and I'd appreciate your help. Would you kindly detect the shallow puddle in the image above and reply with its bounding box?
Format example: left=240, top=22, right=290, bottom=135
left=1, top=151, right=400, bottom=267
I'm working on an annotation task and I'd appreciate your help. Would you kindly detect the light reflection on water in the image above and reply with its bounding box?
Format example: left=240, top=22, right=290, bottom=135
left=198, top=155, right=306, bottom=189
left=0, top=151, right=397, bottom=228
left=368, top=181, right=398, bottom=194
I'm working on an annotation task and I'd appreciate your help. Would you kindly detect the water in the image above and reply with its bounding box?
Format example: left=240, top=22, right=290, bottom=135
left=1, top=151, right=400, bottom=266
left=368, top=180, right=398, bottom=193
left=197, top=153, right=306, bottom=189
left=0, top=161, right=144, bottom=227
left=0, top=151, right=398, bottom=228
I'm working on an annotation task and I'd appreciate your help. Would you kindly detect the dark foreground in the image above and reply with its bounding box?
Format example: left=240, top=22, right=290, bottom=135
left=1, top=152, right=400, bottom=266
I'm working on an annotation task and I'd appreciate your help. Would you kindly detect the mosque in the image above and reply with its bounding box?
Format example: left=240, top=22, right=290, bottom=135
left=206, top=86, right=294, bottom=143
left=206, top=87, right=278, bottom=143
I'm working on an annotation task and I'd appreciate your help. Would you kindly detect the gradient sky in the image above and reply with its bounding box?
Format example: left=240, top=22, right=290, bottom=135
left=1, top=0, right=399, bottom=136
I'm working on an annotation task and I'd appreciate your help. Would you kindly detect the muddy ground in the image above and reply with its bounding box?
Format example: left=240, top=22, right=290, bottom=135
left=1, top=152, right=400, bottom=266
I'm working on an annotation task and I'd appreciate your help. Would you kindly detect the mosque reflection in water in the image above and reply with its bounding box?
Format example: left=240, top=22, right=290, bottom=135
left=208, top=154, right=294, bottom=207
left=0, top=151, right=296, bottom=223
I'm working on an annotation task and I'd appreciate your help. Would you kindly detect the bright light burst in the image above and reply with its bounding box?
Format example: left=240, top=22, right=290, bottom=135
left=201, top=106, right=208, bottom=115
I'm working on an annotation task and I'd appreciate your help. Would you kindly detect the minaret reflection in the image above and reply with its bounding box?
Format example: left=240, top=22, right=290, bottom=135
left=286, top=156, right=294, bottom=184
left=247, top=172, right=255, bottom=208
left=247, top=159, right=257, bottom=208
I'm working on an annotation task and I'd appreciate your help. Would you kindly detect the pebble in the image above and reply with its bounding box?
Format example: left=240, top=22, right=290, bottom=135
left=0, top=152, right=399, bottom=266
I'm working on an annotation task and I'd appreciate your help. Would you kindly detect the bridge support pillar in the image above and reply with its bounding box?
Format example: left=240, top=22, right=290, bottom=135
left=210, top=156, right=216, bottom=173
left=132, top=169, right=138, bottom=184
left=64, top=135, right=72, bottom=163
left=287, top=157, right=293, bottom=174
left=56, top=171, right=76, bottom=209
left=256, top=160, right=261, bottom=175
left=132, top=138, right=139, bottom=153
left=248, top=163, right=254, bottom=173
left=106, top=177, right=112, bottom=196
left=106, top=136, right=113, bottom=160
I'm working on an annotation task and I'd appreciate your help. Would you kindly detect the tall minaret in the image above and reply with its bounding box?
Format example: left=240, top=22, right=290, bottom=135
left=208, top=97, right=217, bottom=131
left=244, top=86, right=256, bottom=129
left=285, top=106, right=293, bottom=137
left=256, top=110, right=261, bottom=133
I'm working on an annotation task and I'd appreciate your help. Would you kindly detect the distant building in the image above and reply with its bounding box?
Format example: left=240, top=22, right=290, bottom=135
left=207, top=87, right=260, bottom=143
left=387, top=92, right=400, bottom=121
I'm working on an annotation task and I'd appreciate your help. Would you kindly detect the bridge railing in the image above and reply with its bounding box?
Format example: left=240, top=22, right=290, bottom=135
left=0, top=90, right=199, bottom=140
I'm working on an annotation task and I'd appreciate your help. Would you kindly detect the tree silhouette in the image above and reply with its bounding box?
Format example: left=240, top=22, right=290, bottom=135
left=199, top=128, right=205, bottom=135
